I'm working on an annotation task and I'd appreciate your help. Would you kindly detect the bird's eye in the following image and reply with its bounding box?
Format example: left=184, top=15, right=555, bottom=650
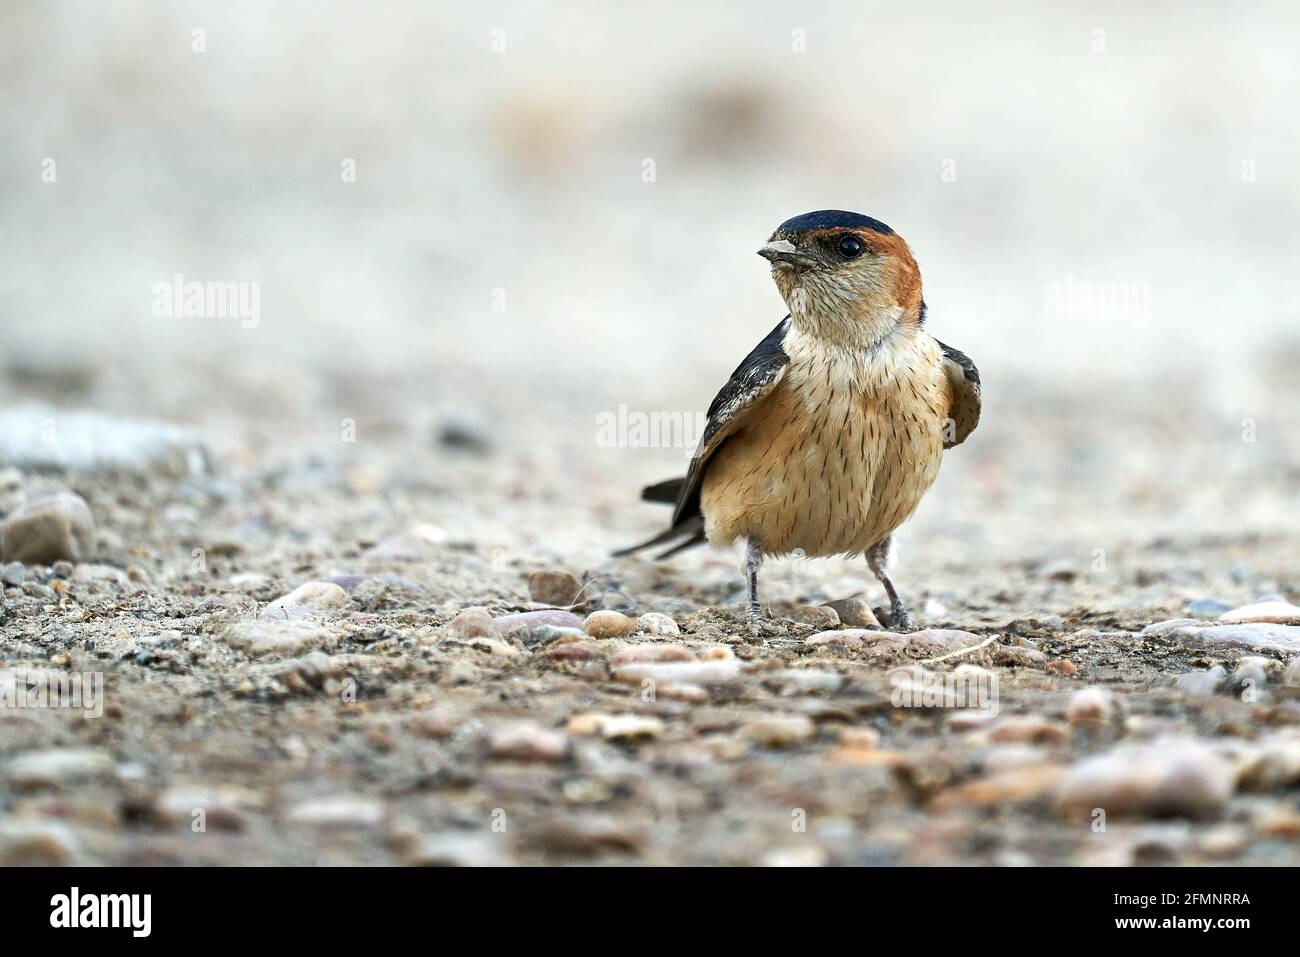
left=836, top=235, right=864, bottom=259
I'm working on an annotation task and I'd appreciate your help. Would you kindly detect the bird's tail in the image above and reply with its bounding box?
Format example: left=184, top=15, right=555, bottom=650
left=612, top=476, right=707, bottom=560
left=639, top=477, right=685, bottom=505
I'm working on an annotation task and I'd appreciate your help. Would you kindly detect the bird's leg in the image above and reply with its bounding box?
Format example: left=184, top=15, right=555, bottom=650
left=745, top=538, right=763, bottom=620
left=867, top=537, right=912, bottom=632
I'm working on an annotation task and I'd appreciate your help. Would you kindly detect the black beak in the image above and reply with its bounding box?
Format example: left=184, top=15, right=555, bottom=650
left=757, top=239, right=818, bottom=267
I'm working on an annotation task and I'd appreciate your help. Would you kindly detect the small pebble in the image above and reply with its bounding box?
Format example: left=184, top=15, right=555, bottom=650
left=1183, top=624, right=1300, bottom=654
left=598, top=715, right=665, bottom=741
left=467, top=636, right=523, bottom=659
left=565, top=714, right=606, bottom=735
left=1219, top=600, right=1300, bottom=625
left=1231, top=658, right=1269, bottom=696
left=762, top=845, right=828, bottom=867
left=401, top=832, right=510, bottom=867
left=287, top=795, right=386, bottom=828
left=484, top=721, right=570, bottom=762
left=989, top=715, right=1069, bottom=745
left=0, top=820, right=77, bottom=865
left=612, top=659, right=742, bottom=686
left=821, top=597, right=881, bottom=628
left=516, top=624, right=587, bottom=648
left=740, top=715, right=815, bottom=748
left=495, top=609, right=585, bottom=633
left=635, top=612, right=680, bottom=636
left=222, top=621, right=332, bottom=657
left=260, top=581, right=349, bottom=620
left=530, top=815, right=643, bottom=855
left=8, top=748, right=116, bottom=789
left=798, top=605, right=840, bottom=628
left=0, top=491, right=95, bottom=564
left=805, top=630, right=874, bottom=650
left=154, top=788, right=246, bottom=830
left=1055, top=738, right=1235, bottom=818
left=527, top=569, right=583, bottom=608
left=584, top=610, right=637, bottom=639
left=658, top=683, right=709, bottom=703
left=1174, top=666, right=1227, bottom=697
left=930, top=764, right=1066, bottom=810
left=839, top=727, right=881, bottom=749
left=444, top=607, right=500, bottom=640
left=610, top=644, right=693, bottom=665
left=1067, top=688, right=1127, bottom=724
left=408, top=709, right=456, bottom=739
left=1198, top=823, right=1248, bottom=858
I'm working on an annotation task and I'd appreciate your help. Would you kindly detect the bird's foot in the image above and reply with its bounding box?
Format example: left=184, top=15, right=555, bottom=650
left=889, top=605, right=914, bottom=633
left=875, top=601, right=914, bottom=633
left=743, top=605, right=785, bottom=639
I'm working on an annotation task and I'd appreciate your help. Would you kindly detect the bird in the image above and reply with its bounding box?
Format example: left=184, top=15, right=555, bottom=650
left=614, top=210, right=981, bottom=630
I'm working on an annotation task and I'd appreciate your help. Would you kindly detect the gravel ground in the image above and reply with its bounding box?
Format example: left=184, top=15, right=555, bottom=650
left=3, top=2, right=1299, bottom=867
left=1, top=360, right=1298, bottom=867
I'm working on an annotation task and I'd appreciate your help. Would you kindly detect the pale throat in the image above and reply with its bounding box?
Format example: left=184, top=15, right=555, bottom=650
left=777, top=269, right=917, bottom=353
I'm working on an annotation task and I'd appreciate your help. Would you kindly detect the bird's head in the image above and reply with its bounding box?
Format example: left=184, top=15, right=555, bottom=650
left=758, top=210, right=923, bottom=346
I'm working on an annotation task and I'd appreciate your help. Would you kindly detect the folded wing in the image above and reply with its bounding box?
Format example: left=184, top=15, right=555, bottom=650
left=935, top=339, right=981, bottom=449
left=614, top=317, right=791, bottom=558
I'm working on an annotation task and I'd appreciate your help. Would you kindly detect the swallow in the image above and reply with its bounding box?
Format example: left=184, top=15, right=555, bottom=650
left=615, top=210, right=981, bottom=630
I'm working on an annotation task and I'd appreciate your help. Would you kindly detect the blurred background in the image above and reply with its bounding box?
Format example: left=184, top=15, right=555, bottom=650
left=2, top=0, right=1298, bottom=582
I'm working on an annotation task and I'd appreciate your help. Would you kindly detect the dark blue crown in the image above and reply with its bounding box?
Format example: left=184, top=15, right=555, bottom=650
left=776, top=210, right=894, bottom=235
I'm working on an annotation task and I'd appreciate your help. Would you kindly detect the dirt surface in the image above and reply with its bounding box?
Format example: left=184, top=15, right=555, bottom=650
left=1, top=365, right=1298, bottom=867
left=2, top=2, right=1299, bottom=867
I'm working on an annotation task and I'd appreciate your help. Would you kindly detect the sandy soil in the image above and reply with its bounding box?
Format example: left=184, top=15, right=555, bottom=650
left=1, top=360, right=1298, bottom=866
left=2, top=2, right=1299, bottom=866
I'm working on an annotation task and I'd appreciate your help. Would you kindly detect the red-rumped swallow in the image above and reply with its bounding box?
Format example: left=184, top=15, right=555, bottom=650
left=615, top=210, right=981, bottom=630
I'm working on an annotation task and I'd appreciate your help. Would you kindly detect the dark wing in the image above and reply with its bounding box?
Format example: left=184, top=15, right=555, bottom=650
left=935, top=339, right=981, bottom=449
left=672, top=316, right=791, bottom=525
left=613, top=317, right=790, bottom=559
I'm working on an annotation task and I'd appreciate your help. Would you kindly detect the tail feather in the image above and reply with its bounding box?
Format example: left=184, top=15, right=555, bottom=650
left=640, top=477, right=685, bottom=505
left=613, top=476, right=705, bottom=561
left=612, top=515, right=705, bottom=560
left=651, top=530, right=707, bottom=560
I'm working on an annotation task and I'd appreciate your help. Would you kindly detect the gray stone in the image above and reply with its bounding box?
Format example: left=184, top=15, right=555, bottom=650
left=0, top=561, right=25, bottom=586
left=1186, top=598, right=1233, bottom=617
left=222, top=620, right=333, bottom=657
left=260, top=581, right=350, bottom=620
left=495, top=609, right=585, bottom=633
left=1183, top=624, right=1300, bottom=654
left=8, top=748, right=116, bottom=788
left=1055, top=738, right=1235, bottom=818
left=1174, top=666, right=1227, bottom=697
left=287, top=795, right=386, bottom=827
left=402, top=832, right=510, bottom=866
left=0, top=492, right=94, bottom=564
